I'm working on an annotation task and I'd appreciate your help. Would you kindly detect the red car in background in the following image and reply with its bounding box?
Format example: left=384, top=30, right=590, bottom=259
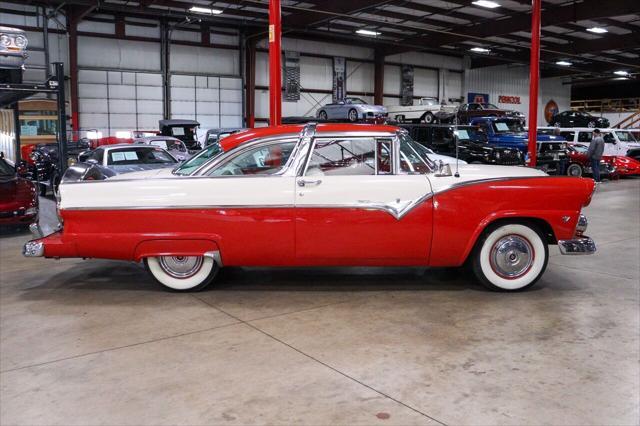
left=0, top=154, right=38, bottom=228
left=566, top=143, right=640, bottom=178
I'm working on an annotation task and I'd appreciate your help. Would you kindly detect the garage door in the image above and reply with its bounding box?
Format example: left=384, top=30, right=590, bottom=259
left=170, top=74, right=242, bottom=128
left=78, top=69, right=164, bottom=136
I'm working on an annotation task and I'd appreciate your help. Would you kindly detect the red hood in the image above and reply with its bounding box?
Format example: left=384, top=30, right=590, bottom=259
left=0, top=176, right=37, bottom=210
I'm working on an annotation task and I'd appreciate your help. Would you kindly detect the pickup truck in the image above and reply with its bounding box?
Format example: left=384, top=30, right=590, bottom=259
left=386, top=97, right=456, bottom=124
left=470, top=117, right=569, bottom=174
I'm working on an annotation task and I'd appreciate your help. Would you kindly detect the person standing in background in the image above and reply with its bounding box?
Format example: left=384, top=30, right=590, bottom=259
left=587, top=129, right=605, bottom=182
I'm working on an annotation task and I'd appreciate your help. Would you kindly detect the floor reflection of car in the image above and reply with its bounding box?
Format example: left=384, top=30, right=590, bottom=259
left=65, top=145, right=179, bottom=181
left=134, top=136, right=191, bottom=161
left=316, top=98, right=387, bottom=122
left=0, top=153, right=38, bottom=228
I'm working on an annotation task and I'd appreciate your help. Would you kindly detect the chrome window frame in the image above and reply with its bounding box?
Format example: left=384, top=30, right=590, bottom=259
left=300, top=134, right=399, bottom=178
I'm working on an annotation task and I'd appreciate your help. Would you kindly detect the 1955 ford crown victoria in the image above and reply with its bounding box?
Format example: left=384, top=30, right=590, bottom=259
left=23, top=123, right=596, bottom=292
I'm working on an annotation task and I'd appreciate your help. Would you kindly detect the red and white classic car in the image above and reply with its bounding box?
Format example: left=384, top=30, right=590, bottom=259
left=23, top=123, right=596, bottom=292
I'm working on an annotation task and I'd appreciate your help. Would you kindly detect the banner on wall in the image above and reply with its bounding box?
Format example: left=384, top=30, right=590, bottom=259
left=467, top=92, right=489, bottom=104
left=544, top=100, right=559, bottom=124
left=332, top=57, right=346, bottom=102
left=283, top=51, right=300, bottom=102
left=400, top=65, right=414, bottom=106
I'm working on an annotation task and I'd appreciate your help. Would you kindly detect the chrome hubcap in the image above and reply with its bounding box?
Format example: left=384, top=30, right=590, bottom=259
left=490, top=235, right=534, bottom=279
left=158, top=256, right=203, bottom=278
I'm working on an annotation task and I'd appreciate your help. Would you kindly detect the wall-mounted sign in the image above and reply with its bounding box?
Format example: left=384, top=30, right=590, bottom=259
left=283, top=51, right=300, bottom=102
left=400, top=65, right=414, bottom=106
left=498, top=95, right=521, bottom=104
left=467, top=92, right=489, bottom=103
left=332, top=57, right=346, bottom=102
left=544, top=99, right=559, bottom=124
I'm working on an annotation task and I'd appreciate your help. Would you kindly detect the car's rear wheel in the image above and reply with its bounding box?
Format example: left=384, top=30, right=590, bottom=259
left=318, top=110, right=328, bottom=120
left=348, top=109, right=358, bottom=122
left=566, top=163, right=583, bottom=177
left=587, top=121, right=596, bottom=128
left=145, top=255, right=219, bottom=291
left=472, top=223, right=548, bottom=291
left=421, top=112, right=434, bottom=124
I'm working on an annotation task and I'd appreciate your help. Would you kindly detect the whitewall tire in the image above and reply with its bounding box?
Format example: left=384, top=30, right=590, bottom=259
left=472, top=223, right=548, bottom=291
left=145, top=256, right=218, bottom=291
left=566, top=163, right=583, bottom=177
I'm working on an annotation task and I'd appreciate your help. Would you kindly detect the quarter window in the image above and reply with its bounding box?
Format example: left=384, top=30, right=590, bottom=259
left=306, top=138, right=377, bottom=176
left=208, top=141, right=296, bottom=176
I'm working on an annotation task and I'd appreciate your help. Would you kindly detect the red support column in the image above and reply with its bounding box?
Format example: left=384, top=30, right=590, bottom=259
left=268, top=0, right=282, bottom=126
left=527, top=0, right=542, bottom=167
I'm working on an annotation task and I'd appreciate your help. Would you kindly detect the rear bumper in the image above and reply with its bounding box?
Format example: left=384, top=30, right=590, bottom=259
left=558, top=237, right=596, bottom=255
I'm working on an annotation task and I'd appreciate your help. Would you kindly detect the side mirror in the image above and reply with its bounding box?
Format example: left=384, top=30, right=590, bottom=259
left=86, top=158, right=99, bottom=165
left=434, top=160, right=453, bottom=177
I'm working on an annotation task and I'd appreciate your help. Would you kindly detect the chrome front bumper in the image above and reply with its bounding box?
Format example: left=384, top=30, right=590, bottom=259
left=558, top=237, right=596, bottom=255
left=22, top=223, right=45, bottom=257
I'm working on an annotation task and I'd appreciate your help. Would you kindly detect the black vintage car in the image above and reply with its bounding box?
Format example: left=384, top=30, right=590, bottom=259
left=536, top=141, right=570, bottom=175
left=397, top=124, right=524, bottom=165
left=548, top=110, right=610, bottom=128
left=27, top=140, right=90, bottom=196
left=159, top=119, right=201, bottom=151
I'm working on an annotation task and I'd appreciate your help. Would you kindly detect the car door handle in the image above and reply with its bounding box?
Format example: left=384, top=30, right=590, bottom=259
left=297, top=179, right=322, bottom=187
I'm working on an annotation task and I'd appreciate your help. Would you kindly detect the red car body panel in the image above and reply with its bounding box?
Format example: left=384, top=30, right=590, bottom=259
left=39, top=175, right=593, bottom=267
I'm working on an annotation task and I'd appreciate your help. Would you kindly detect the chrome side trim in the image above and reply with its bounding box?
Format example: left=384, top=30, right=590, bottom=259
left=61, top=195, right=435, bottom=220
left=430, top=176, right=549, bottom=196
left=204, top=250, right=223, bottom=267
left=23, top=241, right=44, bottom=257
left=558, top=237, right=596, bottom=255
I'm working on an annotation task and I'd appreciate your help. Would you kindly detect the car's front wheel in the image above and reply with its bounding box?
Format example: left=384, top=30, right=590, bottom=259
left=472, top=223, right=548, bottom=291
left=145, top=255, right=219, bottom=291
left=421, top=112, right=434, bottom=124
left=348, top=109, right=358, bottom=122
left=566, top=163, right=583, bottom=177
left=587, top=121, right=596, bottom=128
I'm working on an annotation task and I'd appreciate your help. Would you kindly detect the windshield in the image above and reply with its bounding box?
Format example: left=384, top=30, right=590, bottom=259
left=615, top=131, right=637, bottom=142
left=482, top=103, right=499, bottom=110
left=454, top=127, right=485, bottom=142
left=0, top=159, right=15, bottom=176
left=349, top=98, right=366, bottom=104
left=569, top=144, right=588, bottom=154
left=398, top=133, right=434, bottom=173
left=492, top=120, right=525, bottom=133
left=107, top=148, right=177, bottom=166
left=174, top=143, right=224, bottom=175
left=422, top=98, right=438, bottom=106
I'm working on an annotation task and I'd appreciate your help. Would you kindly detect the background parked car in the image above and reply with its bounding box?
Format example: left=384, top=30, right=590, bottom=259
left=159, top=119, right=201, bottom=151
left=545, top=127, right=640, bottom=157
left=549, top=110, right=609, bottom=128
left=386, top=97, right=443, bottom=123
left=316, top=98, right=387, bottom=122
left=134, top=136, right=191, bottom=161
left=565, top=143, right=617, bottom=178
left=398, top=123, right=522, bottom=165
left=0, top=153, right=38, bottom=228
left=197, top=127, right=246, bottom=147
left=67, top=144, right=179, bottom=181
left=456, top=103, right=525, bottom=125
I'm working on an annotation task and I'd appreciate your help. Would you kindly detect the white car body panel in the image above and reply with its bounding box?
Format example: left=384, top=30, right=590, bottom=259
left=539, top=127, right=640, bottom=156
left=386, top=98, right=443, bottom=121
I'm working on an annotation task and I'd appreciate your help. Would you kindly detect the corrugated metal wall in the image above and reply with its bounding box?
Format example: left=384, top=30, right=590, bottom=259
left=464, top=65, right=571, bottom=126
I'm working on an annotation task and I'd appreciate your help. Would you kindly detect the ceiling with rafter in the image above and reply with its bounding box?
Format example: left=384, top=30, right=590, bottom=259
left=14, top=0, right=640, bottom=80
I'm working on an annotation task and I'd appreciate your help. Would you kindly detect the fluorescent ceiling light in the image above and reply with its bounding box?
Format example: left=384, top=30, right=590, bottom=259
left=555, top=61, right=572, bottom=66
left=472, top=0, right=501, bottom=8
left=470, top=47, right=491, bottom=53
left=613, top=70, right=629, bottom=76
left=189, top=6, right=223, bottom=14
left=356, top=29, right=380, bottom=36
left=586, top=27, right=607, bottom=34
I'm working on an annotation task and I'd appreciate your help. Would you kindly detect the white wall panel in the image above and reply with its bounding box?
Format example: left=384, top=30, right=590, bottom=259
left=258, top=38, right=374, bottom=60
left=171, top=29, right=200, bottom=43
left=78, top=36, right=160, bottom=71
left=126, top=23, right=160, bottom=39
left=299, top=56, right=332, bottom=90
left=414, top=68, right=438, bottom=98
left=170, top=46, right=239, bottom=75
left=387, top=52, right=463, bottom=71
left=170, top=75, right=242, bottom=129
left=445, top=71, right=463, bottom=101
left=346, top=61, right=374, bottom=94
left=78, top=69, right=163, bottom=134
left=78, top=20, right=114, bottom=34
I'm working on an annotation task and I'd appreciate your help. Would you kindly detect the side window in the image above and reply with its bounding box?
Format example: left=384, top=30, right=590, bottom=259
left=306, top=138, right=376, bottom=176
left=560, top=131, right=575, bottom=141
left=578, top=132, right=592, bottom=143
left=207, top=141, right=296, bottom=176
left=603, top=133, right=615, bottom=143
